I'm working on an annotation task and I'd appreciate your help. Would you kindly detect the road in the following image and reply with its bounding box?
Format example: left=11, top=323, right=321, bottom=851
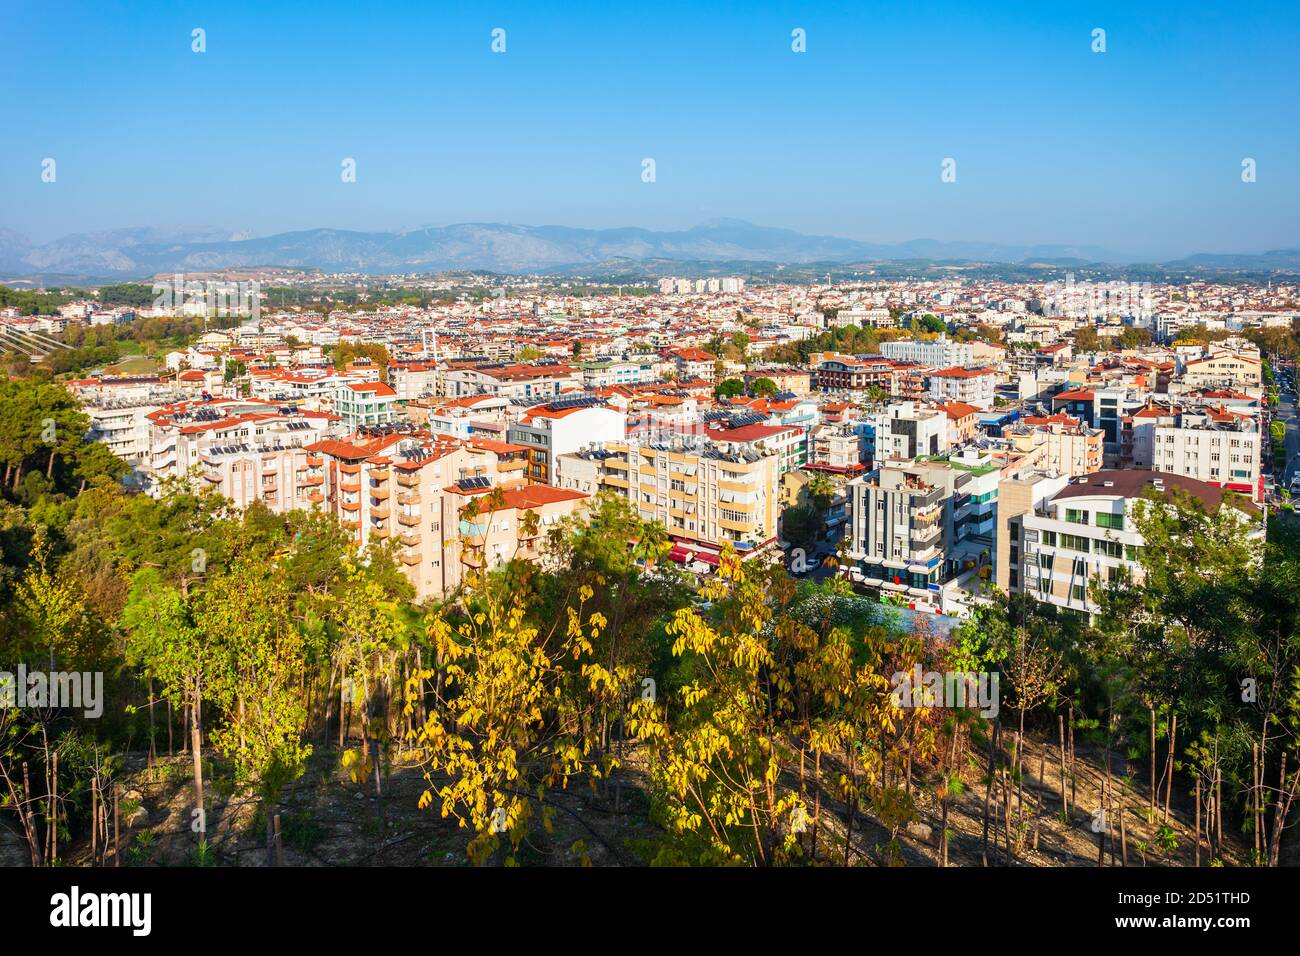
left=1276, top=385, right=1300, bottom=491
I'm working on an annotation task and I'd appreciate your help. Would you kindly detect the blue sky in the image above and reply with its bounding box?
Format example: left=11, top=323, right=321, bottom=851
left=3, top=0, right=1297, bottom=257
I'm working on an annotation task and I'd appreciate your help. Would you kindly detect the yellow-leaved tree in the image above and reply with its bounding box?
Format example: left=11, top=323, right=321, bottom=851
left=405, top=579, right=620, bottom=865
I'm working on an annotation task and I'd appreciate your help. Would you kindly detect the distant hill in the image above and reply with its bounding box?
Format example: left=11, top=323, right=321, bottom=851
left=0, top=219, right=1294, bottom=280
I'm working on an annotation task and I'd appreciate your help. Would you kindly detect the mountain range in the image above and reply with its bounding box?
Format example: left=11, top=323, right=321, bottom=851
left=2, top=220, right=1299, bottom=281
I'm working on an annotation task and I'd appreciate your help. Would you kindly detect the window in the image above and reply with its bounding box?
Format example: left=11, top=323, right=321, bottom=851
left=1041, top=530, right=1057, bottom=547
left=1060, top=533, right=1090, bottom=553
left=1096, top=539, right=1123, bottom=558
left=1065, top=508, right=1087, bottom=525
left=1071, top=584, right=1086, bottom=601
left=1094, top=512, right=1123, bottom=530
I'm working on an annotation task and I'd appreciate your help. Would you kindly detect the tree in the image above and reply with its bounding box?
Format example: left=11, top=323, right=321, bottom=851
left=750, top=377, right=778, bottom=398
left=714, top=378, right=745, bottom=400
left=197, top=556, right=311, bottom=865
left=408, top=582, right=617, bottom=865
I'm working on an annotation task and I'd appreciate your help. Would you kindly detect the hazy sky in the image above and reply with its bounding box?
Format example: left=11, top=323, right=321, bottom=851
left=3, top=0, right=1298, bottom=258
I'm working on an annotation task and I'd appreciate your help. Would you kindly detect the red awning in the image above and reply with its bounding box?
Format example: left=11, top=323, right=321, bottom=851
left=667, top=546, right=691, bottom=563
left=693, top=550, right=721, bottom=567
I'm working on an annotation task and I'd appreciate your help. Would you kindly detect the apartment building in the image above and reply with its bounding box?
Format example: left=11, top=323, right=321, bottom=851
left=843, top=459, right=969, bottom=607
left=555, top=439, right=781, bottom=555
left=388, top=361, right=441, bottom=400
left=927, top=367, right=997, bottom=410
left=440, top=483, right=589, bottom=594
left=308, top=432, right=535, bottom=601
left=70, top=378, right=188, bottom=479
left=335, top=381, right=398, bottom=429
left=814, top=355, right=895, bottom=402
left=148, top=400, right=345, bottom=505
left=807, top=423, right=865, bottom=473
left=1002, top=413, right=1104, bottom=477
left=443, top=363, right=581, bottom=400
left=1150, top=408, right=1261, bottom=499
left=707, top=421, right=806, bottom=474
left=1007, top=470, right=1260, bottom=615
left=865, top=402, right=949, bottom=464
left=580, top=359, right=656, bottom=389
left=1182, top=351, right=1262, bottom=389
left=670, top=348, right=718, bottom=383
left=506, top=396, right=627, bottom=484
left=880, top=335, right=974, bottom=368
left=830, top=307, right=893, bottom=329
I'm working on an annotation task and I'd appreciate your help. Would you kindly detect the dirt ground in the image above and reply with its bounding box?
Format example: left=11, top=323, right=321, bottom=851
left=29, top=730, right=1247, bottom=868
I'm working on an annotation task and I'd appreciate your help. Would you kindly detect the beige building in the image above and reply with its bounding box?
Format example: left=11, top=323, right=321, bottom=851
left=1002, top=413, right=1103, bottom=478
left=555, top=439, right=781, bottom=553
left=308, top=431, right=552, bottom=601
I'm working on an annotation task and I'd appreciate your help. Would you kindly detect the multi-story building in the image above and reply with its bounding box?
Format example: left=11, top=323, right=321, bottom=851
left=1002, top=413, right=1104, bottom=477
left=707, top=421, right=806, bottom=474
left=555, top=438, right=781, bottom=556
left=148, top=399, right=345, bottom=505
left=865, top=402, right=949, bottom=464
left=814, top=355, right=895, bottom=402
left=308, top=431, right=537, bottom=601
left=334, top=381, right=398, bottom=429
left=1150, top=408, right=1261, bottom=499
left=807, top=423, right=865, bottom=473
left=443, top=363, right=581, bottom=400
left=1182, top=351, right=1262, bottom=389
left=880, top=335, right=974, bottom=368
left=1006, top=470, right=1261, bottom=615
left=843, top=459, right=969, bottom=607
left=830, top=307, right=893, bottom=329
left=926, top=367, right=997, bottom=410
left=506, top=396, right=627, bottom=484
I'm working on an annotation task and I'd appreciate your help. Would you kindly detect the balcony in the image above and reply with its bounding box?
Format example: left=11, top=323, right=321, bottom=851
left=340, top=480, right=361, bottom=493
left=400, top=532, right=421, bottom=547
left=370, top=505, right=390, bottom=519
left=370, top=487, right=390, bottom=501
left=369, top=466, right=390, bottom=480
left=396, top=471, right=421, bottom=487
left=397, top=491, right=421, bottom=505
left=719, top=516, right=755, bottom=533
left=400, top=553, right=420, bottom=566
left=397, top=512, right=420, bottom=527
left=719, top=479, right=754, bottom=493
left=340, top=463, right=361, bottom=476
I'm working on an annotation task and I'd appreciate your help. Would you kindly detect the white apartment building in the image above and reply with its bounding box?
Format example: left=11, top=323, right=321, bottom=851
left=927, top=367, right=997, bottom=410
left=335, top=381, right=398, bottom=429
left=1150, top=408, right=1261, bottom=499
left=1010, top=471, right=1261, bottom=615
left=867, top=402, right=949, bottom=464
left=880, top=335, right=975, bottom=368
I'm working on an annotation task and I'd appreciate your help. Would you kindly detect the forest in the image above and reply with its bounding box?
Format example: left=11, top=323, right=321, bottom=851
left=0, top=374, right=1298, bottom=867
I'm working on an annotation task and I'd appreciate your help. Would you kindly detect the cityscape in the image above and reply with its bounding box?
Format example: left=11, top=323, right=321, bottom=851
left=1, top=0, right=1297, bottom=938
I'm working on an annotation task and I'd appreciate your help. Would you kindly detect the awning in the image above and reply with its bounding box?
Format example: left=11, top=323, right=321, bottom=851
left=667, top=546, right=691, bottom=563
left=693, top=550, right=721, bottom=567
